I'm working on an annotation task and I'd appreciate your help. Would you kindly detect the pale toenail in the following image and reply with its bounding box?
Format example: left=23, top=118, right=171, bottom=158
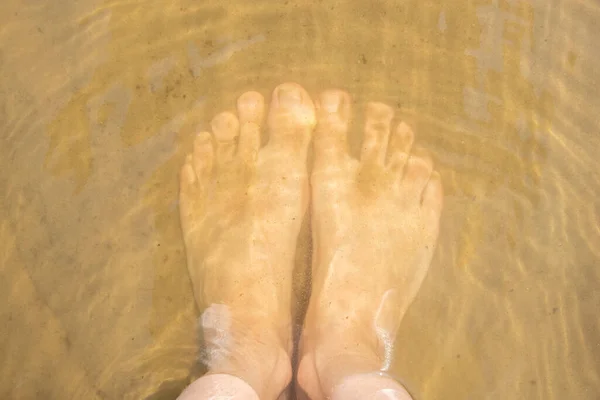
left=212, top=113, right=238, bottom=140
left=196, top=131, right=212, bottom=143
left=320, top=92, right=340, bottom=113
left=239, top=93, right=260, bottom=112
left=277, top=86, right=303, bottom=107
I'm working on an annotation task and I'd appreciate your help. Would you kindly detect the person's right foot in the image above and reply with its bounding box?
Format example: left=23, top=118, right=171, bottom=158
left=297, top=90, right=444, bottom=399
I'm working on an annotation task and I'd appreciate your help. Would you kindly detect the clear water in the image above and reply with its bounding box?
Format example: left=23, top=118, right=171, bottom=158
left=1, top=0, right=599, bottom=398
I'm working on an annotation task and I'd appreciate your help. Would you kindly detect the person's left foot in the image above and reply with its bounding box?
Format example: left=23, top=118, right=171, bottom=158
left=297, top=90, right=443, bottom=399
left=178, top=83, right=316, bottom=399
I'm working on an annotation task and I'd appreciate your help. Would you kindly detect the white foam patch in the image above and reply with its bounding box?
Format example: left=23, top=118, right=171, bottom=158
left=438, top=11, right=447, bottom=32
left=199, top=303, right=233, bottom=369
left=374, top=289, right=398, bottom=372
left=375, top=326, right=394, bottom=372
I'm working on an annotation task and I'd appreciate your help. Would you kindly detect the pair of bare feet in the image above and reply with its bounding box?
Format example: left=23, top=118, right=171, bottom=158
left=179, top=83, right=443, bottom=399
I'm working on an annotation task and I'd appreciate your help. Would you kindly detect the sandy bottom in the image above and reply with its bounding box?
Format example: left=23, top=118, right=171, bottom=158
left=1, top=0, right=599, bottom=398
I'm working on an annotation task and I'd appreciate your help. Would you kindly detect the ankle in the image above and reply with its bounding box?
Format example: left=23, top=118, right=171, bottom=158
left=330, top=372, right=414, bottom=400
left=200, top=305, right=293, bottom=398
left=318, top=350, right=383, bottom=394
left=207, top=342, right=292, bottom=399
left=298, top=338, right=385, bottom=399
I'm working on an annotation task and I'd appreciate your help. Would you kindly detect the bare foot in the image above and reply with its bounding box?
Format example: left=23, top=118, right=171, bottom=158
left=179, top=83, right=315, bottom=399
left=297, top=90, right=443, bottom=399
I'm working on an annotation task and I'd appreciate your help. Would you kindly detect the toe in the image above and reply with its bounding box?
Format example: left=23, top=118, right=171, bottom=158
left=179, top=155, right=197, bottom=194
left=266, top=82, right=316, bottom=154
left=179, top=136, right=213, bottom=235
left=401, top=147, right=434, bottom=197
left=179, top=157, right=197, bottom=232
left=211, top=111, right=240, bottom=164
left=192, top=131, right=214, bottom=183
left=313, top=89, right=351, bottom=172
left=387, top=122, right=414, bottom=175
left=237, top=91, right=264, bottom=163
left=360, top=102, right=394, bottom=165
left=421, top=171, right=444, bottom=217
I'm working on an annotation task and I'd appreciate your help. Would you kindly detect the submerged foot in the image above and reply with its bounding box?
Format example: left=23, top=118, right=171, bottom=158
left=298, top=90, right=443, bottom=399
left=179, top=83, right=316, bottom=399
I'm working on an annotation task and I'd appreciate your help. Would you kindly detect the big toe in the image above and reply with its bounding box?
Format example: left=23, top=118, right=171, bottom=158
left=266, top=83, right=316, bottom=155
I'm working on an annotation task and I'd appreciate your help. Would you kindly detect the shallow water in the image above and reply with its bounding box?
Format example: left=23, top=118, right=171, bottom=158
left=1, top=0, right=599, bottom=398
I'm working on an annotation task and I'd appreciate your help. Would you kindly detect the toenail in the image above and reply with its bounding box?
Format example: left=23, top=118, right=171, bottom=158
left=212, top=114, right=237, bottom=136
left=239, top=94, right=260, bottom=112
left=320, top=92, right=340, bottom=113
left=367, top=102, right=394, bottom=120
left=196, top=132, right=212, bottom=143
left=277, top=86, right=303, bottom=106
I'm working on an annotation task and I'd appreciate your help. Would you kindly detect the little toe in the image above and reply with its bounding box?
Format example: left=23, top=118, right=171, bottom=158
left=360, top=102, right=394, bottom=165
left=192, top=131, right=214, bottom=184
left=387, top=122, right=415, bottom=175
left=178, top=156, right=198, bottom=234
left=266, top=82, right=316, bottom=155
left=237, top=91, right=265, bottom=163
left=179, top=155, right=197, bottom=194
left=313, top=89, right=351, bottom=172
left=179, top=134, right=213, bottom=233
left=211, top=111, right=240, bottom=164
left=401, top=147, right=434, bottom=197
left=421, top=171, right=444, bottom=219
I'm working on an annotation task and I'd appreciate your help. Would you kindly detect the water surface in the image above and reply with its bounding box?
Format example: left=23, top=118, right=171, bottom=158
left=1, top=0, right=599, bottom=398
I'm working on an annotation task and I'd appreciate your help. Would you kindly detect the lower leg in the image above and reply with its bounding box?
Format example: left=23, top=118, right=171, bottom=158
left=331, top=373, right=413, bottom=400
left=298, top=313, right=415, bottom=400
left=178, top=374, right=260, bottom=400
left=176, top=303, right=292, bottom=400
left=191, top=304, right=292, bottom=398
